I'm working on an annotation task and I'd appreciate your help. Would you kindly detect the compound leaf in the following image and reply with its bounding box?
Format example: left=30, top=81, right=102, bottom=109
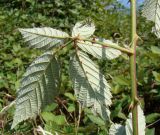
left=12, top=51, right=60, bottom=128
left=19, top=27, right=69, bottom=50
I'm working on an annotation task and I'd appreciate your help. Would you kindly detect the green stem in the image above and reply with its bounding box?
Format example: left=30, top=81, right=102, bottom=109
left=130, top=0, right=138, bottom=135
left=80, top=38, right=133, bottom=55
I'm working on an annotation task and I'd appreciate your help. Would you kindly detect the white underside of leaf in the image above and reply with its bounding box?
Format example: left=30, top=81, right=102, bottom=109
left=109, top=105, right=146, bottom=135
left=19, top=27, right=69, bottom=50
left=109, top=123, right=125, bottom=135
left=77, top=39, right=121, bottom=60
left=125, top=105, right=146, bottom=135
left=69, top=51, right=112, bottom=120
left=12, top=51, right=60, bottom=128
left=142, top=0, right=160, bottom=38
left=72, top=20, right=95, bottom=38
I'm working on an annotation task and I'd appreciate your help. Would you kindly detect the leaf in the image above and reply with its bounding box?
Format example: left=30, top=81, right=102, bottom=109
left=146, top=128, right=155, bottom=135
left=64, top=92, right=76, bottom=101
left=109, top=123, right=125, bottom=135
left=69, top=51, right=112, bottom=120
left=67, top=104, right=75, bottom=112
left=142, top=0, right=160, bottom=38
left=77, top=38, right=121, bottom=60
left=151, top=46, right=160, bottom=55
left=11, top=51, right=60, bottom=128
left=53, top=115, right=66, bottom=125
left=152, top=71, right=160, bottom=82
left=87, top=114, right=105, bottom=126
left=146, top=113, right=160, bottom=123
left=19, top=27, right=69, bottom=50
left=42, top=113, right=66, bottom=125
left=113, top=76, right=130, bottom=86
left=43, top=103, right=58, bottom=112
left=72, top=20, right=95, bottom=38
left=41, top=112, right=55, bottom=122
left=125, top=105, right=146, bottom=135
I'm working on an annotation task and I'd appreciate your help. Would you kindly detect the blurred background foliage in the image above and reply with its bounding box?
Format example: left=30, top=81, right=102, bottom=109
left=0, top=0, right=160, bottom=134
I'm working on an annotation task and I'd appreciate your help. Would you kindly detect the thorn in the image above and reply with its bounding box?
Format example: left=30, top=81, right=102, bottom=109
left=128, top=101, right=134, bottom=112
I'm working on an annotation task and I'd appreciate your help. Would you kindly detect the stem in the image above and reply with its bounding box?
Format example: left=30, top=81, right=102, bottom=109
left=0, top=100, right=16, bottom=114
left=81, top=38, right=133, bottom=55
left=130, top=0, right=138, bottom=135
left=76, top=102, right=82, bottom=135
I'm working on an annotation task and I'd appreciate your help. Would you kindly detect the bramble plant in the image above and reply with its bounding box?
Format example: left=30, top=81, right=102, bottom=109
left=1, top=0, right=160, bottom=135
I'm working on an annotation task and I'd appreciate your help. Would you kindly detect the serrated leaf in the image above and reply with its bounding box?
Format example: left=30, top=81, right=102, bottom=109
left=125, top=105, right=146, bottom=135
left=91, top=101, right=111, bottom=121
left=12, top=52, right=60, bottom=128
left=69, top=51, right=112, bottom=120
left=72, top=20, right=95, bottom=38
left=109, top=123, right=125, bottom=135
left=19, top=27, right=69, bottom=50
left=142, top=0, right=160, bottom=38
left=77, top=39, right=121, bottom=60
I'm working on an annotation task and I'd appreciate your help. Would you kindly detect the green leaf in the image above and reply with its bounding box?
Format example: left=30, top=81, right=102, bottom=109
left=113, top=76, right=130, bottom=86
left=146, top=113, right=160, bottom=123
left=43, top=103, right=58, bottom=112
left=142, top=0, right=160, bottom=38
left=87, top=114, right=105, bottom=126
left=146, top=128, right=155, bottom=135
left=41, top=112, right=55, bottom=122
left=151, top=46, right=160, bottom=55
left=64, top=92, right=76, bottom=101
left=42, top=113, right=66, bottom=125
left=12, top=52, right=60, bottom=129
left=72, top=20, right=95, bottom=38
left=19, top=27, right=69, bottom=50
left=67, top=104, right=75, bottom=112
left=69, top=51, right=111, bottom=120
left=152, top=71, right=160, bottom=82
left=53, top=115, right=66, bottom=125
left=77, top=39, right=121, bottom=60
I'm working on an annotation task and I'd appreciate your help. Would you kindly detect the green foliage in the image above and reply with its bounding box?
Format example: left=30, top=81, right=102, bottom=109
left=146, top=113, right=160, bottom=124
left=1, top=0, right=160, bottom=134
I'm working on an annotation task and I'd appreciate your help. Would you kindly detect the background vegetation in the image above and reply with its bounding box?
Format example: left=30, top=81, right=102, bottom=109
left=0, top=0, right=160, bottom=134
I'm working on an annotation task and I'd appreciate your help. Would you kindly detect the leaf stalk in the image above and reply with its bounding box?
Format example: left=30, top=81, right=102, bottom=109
left=80, top=38, right=134, bottom=55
